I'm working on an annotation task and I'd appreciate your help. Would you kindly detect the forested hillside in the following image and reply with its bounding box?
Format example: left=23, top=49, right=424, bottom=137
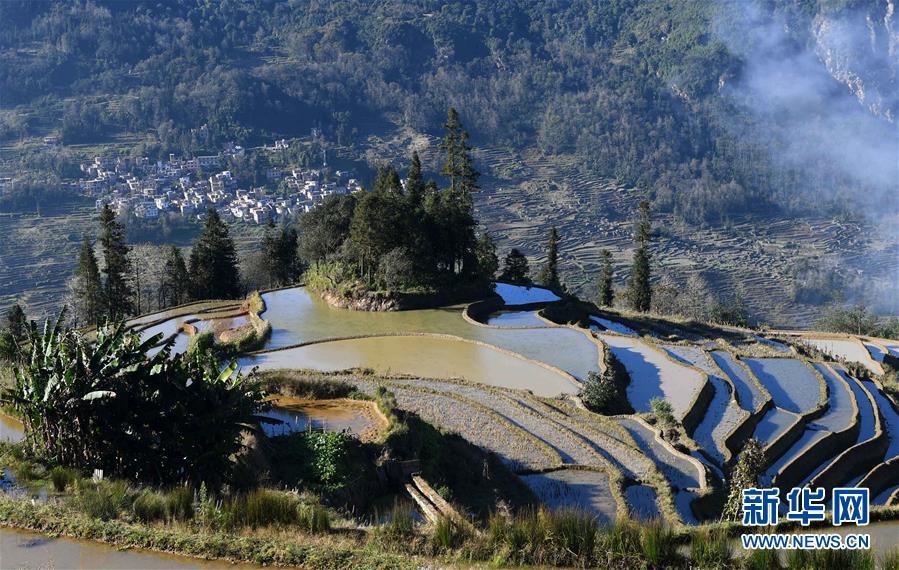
left=2, top=0, right=895, bottom=222
left=0, top=0, right=896, bottom=323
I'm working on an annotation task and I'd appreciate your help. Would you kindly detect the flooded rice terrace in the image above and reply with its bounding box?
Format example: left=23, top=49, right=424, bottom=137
left=43, top=283, right=897, bottom=541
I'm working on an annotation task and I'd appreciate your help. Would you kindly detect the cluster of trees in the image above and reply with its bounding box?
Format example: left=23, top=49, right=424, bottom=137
left=301, top=109, right=496, bottom=293
left=0, top=1, right=886, bottom=227
left=69, top=204, right=300, bottom=326
left=1, top=314, right=266, bottom=489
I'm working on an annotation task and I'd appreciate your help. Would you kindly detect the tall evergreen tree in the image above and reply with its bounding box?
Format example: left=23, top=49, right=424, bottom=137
left=474, top=232, right=499, bottom=281
left=597, top=249, right=614, bottom=307
left=5, top=303, right=27, bottom=341
left=537, top=226, right=560, bottom=289
left=628, top=200, right=652, bottom=312
left=99, top=205, right=133, bottom=320
left=263, top=222, right=301, bottom=287
left=70, top=236, right=103, bottom=326
left=189, top=209, right=242, bottom=300
left=406, top=151, right=425, bottom=207
left=440, top=107, right=480, bottom=195
left=160, top=245, right=189, bottom=308
left=498, top=249, right=530, bottom=284
left=722, top=438, right=766, bottom=522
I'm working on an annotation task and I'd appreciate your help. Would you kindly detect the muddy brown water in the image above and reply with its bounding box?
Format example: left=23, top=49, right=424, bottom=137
left=262, top=397, right=384, bottom=441
left=0, top=412, right=24, bottom=443
left=242, top=335, right=580, bottom=397
left=0, top=527, right=259, bottom=569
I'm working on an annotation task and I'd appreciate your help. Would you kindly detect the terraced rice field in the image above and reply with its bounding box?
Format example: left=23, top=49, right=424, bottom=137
left=800, top=337, right=882, bottom=375
left=596, top=334, right=705, bottom=419
left=240, top=336, right=581, bottom=397
left=494, top=283, right=560, bottom=305
left=129, top=283, right=899, bottom=525
left=865, top=342, right=888, bottom=362
left=753, top=408, right=799, bottom=446
left=664, top=346, right=746, bottom=464
left=589, top=316, right=638, bottom=337
left=258, top=288, right=600, bottom=382
left=710, top=351, right=767, bottom=412
left=485, top=310, right=545, bottom=328
left=625, top=485, right=660, bottom=520
left=743, top=358, right=822, bottom=415
left=521, top=469, right=618, bottom=524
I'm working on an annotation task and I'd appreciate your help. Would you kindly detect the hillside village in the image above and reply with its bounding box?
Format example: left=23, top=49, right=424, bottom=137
left=76, top=139, right=362, bottom=224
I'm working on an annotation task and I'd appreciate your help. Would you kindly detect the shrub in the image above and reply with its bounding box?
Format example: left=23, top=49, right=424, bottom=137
left=601, top=518, right=642, bottom=564
left=49, top=466, right=77, bottom=492
left=649, top=397, right=676, bottom=426
left=224, top=489, right=300, bottom=529
left=73, top=480, right=132, bottom=521
left=744, top=546, right=781, bottom=570
left=881, top=547, right=899, bottom=570
left=689, top=527, right=731, bottom=568
left=132, top=490, right=167, bottom=523
left=378, top=500, right=416, bottom=542
left=640, top=519, right=678, bottom=567
left=431, top=516, right=468, bottom=552
left=165, top=485, right=194, bottom=522
left=187, top=331, right=215, bottom=355
left=297, top=503, right=331, bottom=533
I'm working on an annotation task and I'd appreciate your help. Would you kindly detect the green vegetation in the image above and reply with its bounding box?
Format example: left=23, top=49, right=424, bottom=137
left=650, top=398, right=677, bottom=427
left=582, top=345, right=632, bottom=415
left=722, top=438, right=766, bottom=522
left=498, top=248, right=530, bottom=285
left=597, top=249, right=614, bottom=308
left=628, top=200, right=652, bottom=312
left=261, top=220, right=302, bottom=288
left=536, top=226, right=561, bottom=289
left=0, top=314, right=266, bottom=489
left=188, top=209, right=242, bottom=300
left=302, top=109, right=495, bottom=299
left=816, top=304, right=899, bottom=340
left=99, top=205, right=134, bottom=319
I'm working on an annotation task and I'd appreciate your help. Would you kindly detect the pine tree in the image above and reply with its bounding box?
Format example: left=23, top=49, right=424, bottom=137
left=498, top=249, right=530, bottom=284
left=5, top=303, right=27, bottom=340
left=160, top=245, right=189, bottom=308
left=722, top=439, right=766, bottom=522
left=597, top=249, right=614, bottom=307
left=406, top=151, right=425, bottom=207
left=440, top=107, right=480, bottom=195
left=537, top=226, right=560, bottom=289
left=99, top=205, right=134, bottom=320
left=70, top=236, right=103, bottom=325
left=628, top=200, right=652, bottom=312
left=475, top=232, right=499, bottom=281
left=189, top=209, right=242, bottom=300
left=263, top=223, right=300, bottom=287
left=262, top=219, right=279, bottom=288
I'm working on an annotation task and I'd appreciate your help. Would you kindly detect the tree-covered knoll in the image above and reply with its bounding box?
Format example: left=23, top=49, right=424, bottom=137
left=303, top=109, right=494, bottom=297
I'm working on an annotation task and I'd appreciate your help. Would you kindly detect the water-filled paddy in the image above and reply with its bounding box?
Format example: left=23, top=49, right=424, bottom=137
left=597, top=335, right=704, bottom=418
left=753, top=408, right=798, bottom=446
left=863, top=380, right=899, bottom=459
left=765, top=429, right=829, bottom=482
left=664, top=346, right=744, bottom=464
left=242, top=335, right=580, bottom=397
left=800, top=337, right=881, bottom=375
left=617, top=417, right=702, bottom=490
left=521, top=469, right=618, bottom=524
left=259, top=288, right=599, bottom=383
left=589, top=316, right=638, bottom=336
left=0, top=412, right=24, bottom=443
left=493, top=283, right=560, bottom=305
left=625, top=485, right=660, bottom=520
left=0, top=527, right=253, bottom=570
left=710, top=351, right=766, bottom=412
left=743, top=358, right=821, bottom=415
left=261, top=397, right=383, bottom=440
left=865, top=342, right=887, bottom=362
left=485, top=310, right=545, bottom=327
